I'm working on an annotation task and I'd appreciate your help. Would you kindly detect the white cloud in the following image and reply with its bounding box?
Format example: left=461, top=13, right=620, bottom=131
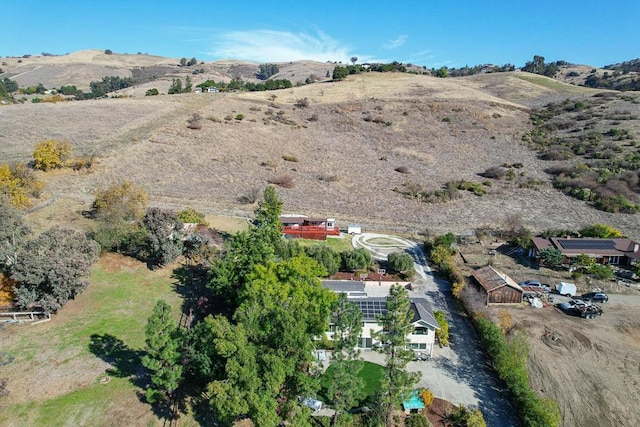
left=383, top=35, right=407, bottom=50
left=207, top=29, right=356, bottom=63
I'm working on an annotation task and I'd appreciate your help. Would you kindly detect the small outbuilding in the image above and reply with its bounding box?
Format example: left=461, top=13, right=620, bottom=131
left=471, top=266, right=523, bottom=305
left=403, top=390, right=425, bottom=414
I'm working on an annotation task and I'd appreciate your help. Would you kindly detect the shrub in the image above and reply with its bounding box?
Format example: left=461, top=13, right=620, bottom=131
left=579, top=223, right=623, bottom=238
left=235, top=113, right=244, bottom=121
left=145, top=88, right=159, bottom=96
left=294, top=97, right=309, bottom=108
left=433, top=311, right=449, bottom=346
left=419, top=388, right=434, bottom=407
left=318, top=173, right=338, bottom=182
left=104, top=49, right=113, bottom=55
left=187, top=113, right=203, bottom=129
left=482, top=166, right=507, bottom=179
left=178, top=207, right=208, bottom=225
left=281, top=154, right=299, bottom=162
left=387, top=251, right=414, bottom=274
left=394, top=166, right=411, bottom=174
left=93, top=181, right=148, bottom=222
left=0, top=163, right=43, bottom=207
left=32, top=139, right=73, bottom=171
left=341, top=248, right=372, bottom=271
left=442, top=117, right=451, bottom=123
left=268, top=173, right=295, bottom=188
left=406, top=414, right=431, bottom=427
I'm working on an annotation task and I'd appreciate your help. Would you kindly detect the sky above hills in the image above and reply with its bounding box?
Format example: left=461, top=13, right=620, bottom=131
left=4, top=0, right=639, bottom=68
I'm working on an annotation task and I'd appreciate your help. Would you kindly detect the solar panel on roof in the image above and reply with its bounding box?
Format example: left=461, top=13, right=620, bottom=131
left=558, top=239, right=616, bottom=250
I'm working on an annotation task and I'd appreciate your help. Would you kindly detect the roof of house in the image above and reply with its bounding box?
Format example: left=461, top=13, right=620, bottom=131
left=347, top=297, right=440, bottom=329
left=532, top=237, right=640, bottom=258
left=322, top=280, right=366, bottom=294
left=471, top=266, right=523, bottom=293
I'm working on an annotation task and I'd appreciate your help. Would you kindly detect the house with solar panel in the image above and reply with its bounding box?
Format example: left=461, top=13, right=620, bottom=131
left=530, top=237, right=640, bottom=266
left=323, top=292, right=441, bottom=357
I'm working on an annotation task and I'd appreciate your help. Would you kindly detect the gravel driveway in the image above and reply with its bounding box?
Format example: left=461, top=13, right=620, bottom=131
left=352, top=233, right=519, bottom=426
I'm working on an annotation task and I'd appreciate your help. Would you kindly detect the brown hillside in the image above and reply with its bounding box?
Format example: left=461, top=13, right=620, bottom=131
left=2, top=71, right=639, bottom=238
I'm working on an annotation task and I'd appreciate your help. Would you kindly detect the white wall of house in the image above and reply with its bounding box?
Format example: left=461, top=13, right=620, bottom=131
left=327, top=320, right=437, bottom=356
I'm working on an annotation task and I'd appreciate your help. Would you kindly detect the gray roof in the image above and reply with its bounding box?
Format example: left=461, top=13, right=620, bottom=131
left=322, top=280, right=365, bottom=293
left=347, top=297, right=440, bottom=329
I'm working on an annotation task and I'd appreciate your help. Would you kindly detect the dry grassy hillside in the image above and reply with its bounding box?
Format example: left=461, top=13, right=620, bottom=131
left=0, top=50, right=335, bottom=91
left=1, top=71, right=639, bottom=237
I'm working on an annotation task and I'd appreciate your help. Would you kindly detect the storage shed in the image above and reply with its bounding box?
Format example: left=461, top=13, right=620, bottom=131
left=471, top=266, right=523, bottom=305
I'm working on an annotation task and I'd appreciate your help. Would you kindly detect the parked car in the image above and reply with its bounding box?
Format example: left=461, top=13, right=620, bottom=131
left=581, top=292, right=608, bottom=303
left=518, top=280, right=552, bottom=292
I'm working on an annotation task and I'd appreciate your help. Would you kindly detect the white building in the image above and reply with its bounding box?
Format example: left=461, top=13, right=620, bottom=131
left=322, top=280, right=440, bottom=357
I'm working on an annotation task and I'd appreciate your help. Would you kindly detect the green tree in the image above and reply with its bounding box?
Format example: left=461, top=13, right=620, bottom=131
left=168, top=78, right=183, bottom=94
left=187, top=57, right=198, bottom=66
left=143, top=208, right=183, bottom=267
left=184, top=76, right=193, bottom=93
left=208, top=229, right=275, bottom=311
left=387, top=251, right=414, bottom=274
left=350, top=56, right=358, bottom=65
left=372, top=285, right=421, bottom=423
left=207, top=256, right=336, bottom=426
left=179, top=57, right=187, bottom=66
left=341, top=247, right=372, bottom=271
left=145, top=88, right=159, bottom=96
left=257, top=63, right=280, bottom=80
left=332, top=66, right=349, bottom=81
left=435, top=67, right=448, bottom=78
left=254, top=186, right=284, bottom=251
left=305, top=245, right=340, bottom=276
left=579, top=223, right=623, bottom=238
left=538, top=247, right=563, bottom=266
left=142, top=300, right=183, bottom=404
left=2, top=78, right=18, bottom=93
left=11, top=227, right=99, bottom=313
left=327, top=294, right=364, bottom=425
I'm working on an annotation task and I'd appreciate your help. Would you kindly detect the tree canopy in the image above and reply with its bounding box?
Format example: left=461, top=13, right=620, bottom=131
left=143, top=300, right=183, bottom=404
left=11, top=227, right=99, bottom=313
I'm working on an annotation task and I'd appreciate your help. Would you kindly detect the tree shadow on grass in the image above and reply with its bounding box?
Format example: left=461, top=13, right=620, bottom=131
left=171, top=264, right=233, bottom=321
left=88, top=333, right=176, bottom=421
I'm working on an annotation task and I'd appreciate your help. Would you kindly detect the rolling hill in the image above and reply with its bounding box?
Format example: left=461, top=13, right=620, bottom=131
left=1, top=55, right=639, bottom=238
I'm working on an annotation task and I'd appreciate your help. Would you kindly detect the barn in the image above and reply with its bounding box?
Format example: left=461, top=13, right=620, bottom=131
left=471, top=266, right=523, bottom=305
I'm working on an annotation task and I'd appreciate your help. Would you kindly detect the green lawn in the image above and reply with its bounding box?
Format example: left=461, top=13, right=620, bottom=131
left=0, top=254, right=189, bottom=427
left=295, top=236, right=354, bottom=253
left=320, top=361, right=384, bottom=405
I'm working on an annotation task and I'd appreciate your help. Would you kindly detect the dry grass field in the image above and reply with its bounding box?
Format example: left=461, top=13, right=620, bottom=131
left=2, top=69, right=639, bottom=239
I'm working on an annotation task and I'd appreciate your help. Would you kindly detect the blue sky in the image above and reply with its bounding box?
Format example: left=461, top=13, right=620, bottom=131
left=3, top=1, right=639, bottom=68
